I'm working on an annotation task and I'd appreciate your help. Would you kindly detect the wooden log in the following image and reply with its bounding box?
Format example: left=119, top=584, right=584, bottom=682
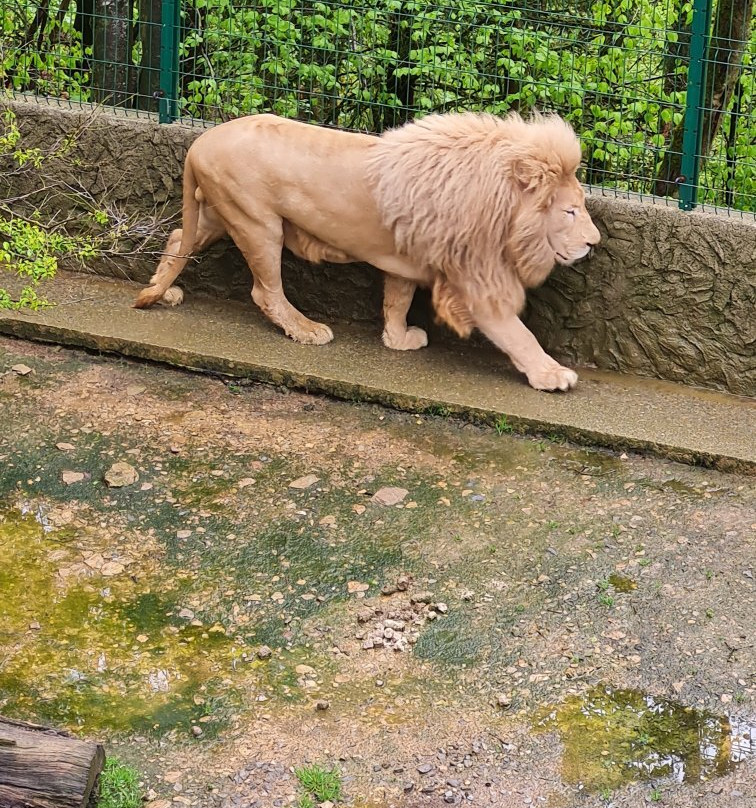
left=0, top=716, right=104, bottom=808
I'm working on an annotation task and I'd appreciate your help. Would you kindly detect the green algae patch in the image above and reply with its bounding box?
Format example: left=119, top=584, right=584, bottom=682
left=535, top=686, right=755, bottom=792
left=0, top=509, right=241, bottom=735
left=607, top=573, right=637, bottom=593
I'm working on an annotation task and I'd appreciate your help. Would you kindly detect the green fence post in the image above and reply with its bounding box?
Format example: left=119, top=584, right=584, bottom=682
left=159, top=0, right=181, bottom=123
left=678, top=0, right=713, bottom=210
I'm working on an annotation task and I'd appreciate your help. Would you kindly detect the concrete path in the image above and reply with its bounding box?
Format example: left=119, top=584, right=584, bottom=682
left=1, top=271, right=753, bottom=472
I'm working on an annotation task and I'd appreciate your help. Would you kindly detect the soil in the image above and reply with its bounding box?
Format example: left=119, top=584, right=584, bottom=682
left=0, top=335, right=753, bottom=808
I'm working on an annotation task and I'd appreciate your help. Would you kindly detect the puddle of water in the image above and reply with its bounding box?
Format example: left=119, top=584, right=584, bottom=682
left=535, top=686, right=756, bottom=792
left=608, top=573, right=637, bottom=593
left=0, top=509, right=241, bottom=735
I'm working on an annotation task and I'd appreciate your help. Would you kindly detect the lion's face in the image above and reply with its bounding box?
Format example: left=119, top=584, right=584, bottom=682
left=544, top=180, right=601, bottom=265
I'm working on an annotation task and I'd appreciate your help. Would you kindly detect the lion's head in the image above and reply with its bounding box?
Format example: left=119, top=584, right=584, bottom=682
left=368, top=111, right=601, bottom=334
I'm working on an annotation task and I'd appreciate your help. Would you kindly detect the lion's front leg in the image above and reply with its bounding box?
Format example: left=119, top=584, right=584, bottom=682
left=381, top=275, right=428, bottom=351
left=473, top=305, right=577, bottom=392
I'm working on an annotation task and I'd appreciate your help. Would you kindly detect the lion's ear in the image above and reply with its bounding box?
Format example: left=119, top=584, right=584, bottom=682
left=511, top=154, right=558, bottom=193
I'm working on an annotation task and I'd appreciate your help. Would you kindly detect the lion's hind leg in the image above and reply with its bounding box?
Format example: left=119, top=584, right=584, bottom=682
left=134, top=206, right=225, bottom=308
left=233, top=218, right=334, bottom=346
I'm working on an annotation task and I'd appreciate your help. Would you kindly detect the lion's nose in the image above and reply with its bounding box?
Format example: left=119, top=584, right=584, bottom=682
left=587, top=226, right=601, bottom=247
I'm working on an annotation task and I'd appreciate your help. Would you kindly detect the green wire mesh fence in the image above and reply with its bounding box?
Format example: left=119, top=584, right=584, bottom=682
left=2, top=0, right=754, bottom=212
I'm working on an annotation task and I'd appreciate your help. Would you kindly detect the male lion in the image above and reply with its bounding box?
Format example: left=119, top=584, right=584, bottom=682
left=134, top=112, right=600, bottom=391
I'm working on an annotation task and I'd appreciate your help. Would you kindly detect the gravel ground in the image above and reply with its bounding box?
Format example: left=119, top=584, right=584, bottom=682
left=0, top=335, right=753, bottom=808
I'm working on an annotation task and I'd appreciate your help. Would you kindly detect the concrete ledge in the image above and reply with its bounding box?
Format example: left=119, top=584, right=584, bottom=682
left=4, top=98, right=756, bottom=397
left=1, top=272, right=753, bottom=474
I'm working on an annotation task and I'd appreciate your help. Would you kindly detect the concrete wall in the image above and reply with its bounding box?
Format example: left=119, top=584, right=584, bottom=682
left=5, top=98, right=755, bottom=396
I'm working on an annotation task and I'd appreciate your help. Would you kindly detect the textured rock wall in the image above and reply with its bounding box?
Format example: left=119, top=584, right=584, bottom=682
left=5, top=99, right=755, bottom=395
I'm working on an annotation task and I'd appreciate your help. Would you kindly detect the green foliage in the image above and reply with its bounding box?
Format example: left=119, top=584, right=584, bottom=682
left=494, top=414, right=514, bottom=435
left=98, top=758, right=142, bottom=808
left=0, top=108, right=104, bottom=310
left=294, top=762, right=343, bottom=803
left=0, top=1, right=754, bottom=210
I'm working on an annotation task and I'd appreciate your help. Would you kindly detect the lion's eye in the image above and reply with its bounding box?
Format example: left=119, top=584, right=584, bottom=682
left=565, top=209, right=576, bottom=217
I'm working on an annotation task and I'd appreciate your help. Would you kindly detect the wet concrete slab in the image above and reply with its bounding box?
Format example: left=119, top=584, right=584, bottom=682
left=0, top=271, right=753, bottom=472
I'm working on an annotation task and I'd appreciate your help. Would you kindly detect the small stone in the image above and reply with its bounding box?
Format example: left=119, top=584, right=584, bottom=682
left=461, top=590, right=475, bottom=601
left=315, top=700, right=330, bottom=711
left=496, top=693, right=512, bottom=708
left=100, top=561, right=125, bottom=577
left=56, top=442, right=75, bottom=451
left=403, top=782, right=415, bottom=793
left=417, top=763, right=434, bottom=774
left=381, top=583, right=398, bottom=596
left=436, top=602, right=449, bottom=614
left=61, top=470, right=85, bottom=485
left=176, top=529, right=192, bottom=539
left=347, top=581, right=369, bottom=594
left=411, top=591, right=433, bottom=604
left=289, top=474, right=319, bottom=489
left=104, top=461, right=139, bottom=488
left=256, top=645, right=272, bottom=660
left=11, top=364, right=33, bottom=376
left=237, top=478, right=256, bottom=488
left=396, top=575, right=410, bottom=591
left=191, top=725, right=203, bottom=737
left=352, top=504, right=366, bottom=515
left=136, top=634, right=148, bottom=643
left=384, top=619, right=405, bottom=631
left=295, top=664, right=316, bottom=676
left=178, top=608, right=194, bottom=620
left=28, top=621, right=41, bottom=630
left=126, top=384, right=146, bottom=396
left=319, top=515, right=336, bottom=526
left=371, top=486, right=409, bottom=506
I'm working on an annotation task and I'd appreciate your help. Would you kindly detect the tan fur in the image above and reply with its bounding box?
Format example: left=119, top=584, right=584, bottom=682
left=134, top=112, right=600, bottom=390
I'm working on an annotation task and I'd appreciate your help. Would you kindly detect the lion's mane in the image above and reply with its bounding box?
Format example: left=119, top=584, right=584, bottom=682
left=366, top=112, right=582, bottom=336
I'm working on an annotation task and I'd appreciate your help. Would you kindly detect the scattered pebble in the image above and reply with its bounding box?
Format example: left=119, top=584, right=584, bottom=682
left=371, top=486, right=409, bottom=506
left=288, top=474, right=319, bottom=489
left=104, top=461, right=139, bottom=487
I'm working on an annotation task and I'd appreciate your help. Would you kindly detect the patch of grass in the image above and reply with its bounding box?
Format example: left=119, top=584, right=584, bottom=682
left=649, top=786, right=663, bottom=802
left=295, top=763, right=343, bottom=803
left=98, top=758, right=141, bottom=808
left=494, top=415, right=514, bottom=435
left=424, top=403, right=451, bottom=417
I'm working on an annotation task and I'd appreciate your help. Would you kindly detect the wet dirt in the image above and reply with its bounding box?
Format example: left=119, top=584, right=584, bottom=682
left=0, top=336, right=754, bottom=808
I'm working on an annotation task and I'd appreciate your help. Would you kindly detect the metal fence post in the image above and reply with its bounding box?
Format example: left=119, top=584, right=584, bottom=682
left=159, top=0, right=181, bottom=123
left=678, top=0, right=713, bottom=211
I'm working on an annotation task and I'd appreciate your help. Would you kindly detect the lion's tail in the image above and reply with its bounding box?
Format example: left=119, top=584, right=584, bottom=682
left=133, top=154, right=200, bottom=309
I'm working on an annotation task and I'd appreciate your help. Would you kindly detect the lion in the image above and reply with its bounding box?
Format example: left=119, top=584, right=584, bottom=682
left=134, top=111, right=600, bottom=391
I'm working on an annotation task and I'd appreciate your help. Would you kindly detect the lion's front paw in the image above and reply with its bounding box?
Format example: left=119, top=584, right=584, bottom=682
left=382, top=326, right=428, bottom=351
left=526, top=364, right=578, bottom=392
left=289, top=321, right=334, bottom=346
